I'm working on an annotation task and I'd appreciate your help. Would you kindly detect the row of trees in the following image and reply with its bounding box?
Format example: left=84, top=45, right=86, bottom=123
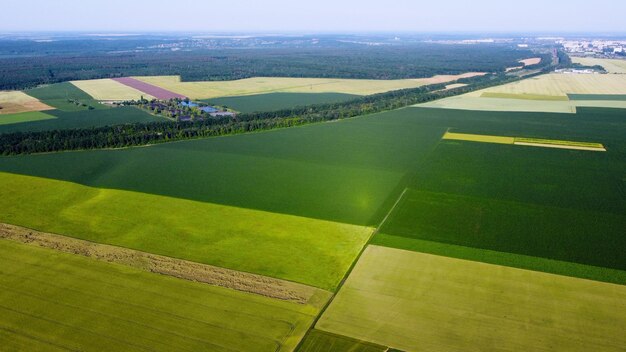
left=0, top=72, right=545, bottom=155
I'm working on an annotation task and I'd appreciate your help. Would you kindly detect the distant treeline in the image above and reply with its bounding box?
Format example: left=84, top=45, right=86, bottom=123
left=0, top=45, right=549, bottom=90
left=0, top=72, right=543, bottom=155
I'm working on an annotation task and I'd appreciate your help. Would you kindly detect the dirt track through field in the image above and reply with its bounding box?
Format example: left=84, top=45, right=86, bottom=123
left=0, top=223, right=319, bottom=304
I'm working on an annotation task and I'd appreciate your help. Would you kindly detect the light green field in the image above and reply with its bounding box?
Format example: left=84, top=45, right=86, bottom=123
left=0, top=239, right=325, bottom=352
left=419, top=95, right=577, bottom=113
left=0, top=111, right=56, bottom=126
left=317, top=245, right=626, bottom=352
left=0, top=172, right=372, bottom=291
left=443, top=131, right=514, bottom=144
left=71, top=79, right=155, bottom=101
left=571, top=57, right=626, bottom=74
left=480, top=92, right=569, bottom=101
left=134, top=73, right=484, bottom=99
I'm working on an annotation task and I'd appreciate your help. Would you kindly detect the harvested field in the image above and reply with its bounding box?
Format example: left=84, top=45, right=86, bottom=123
left=519, top=57, right=542, bottom=66
left=0, top=172, right=372, bottom=291
left=443, top=83, right=467, bottom=90
left=571, top=57, right=626, bottom=74
left=71, top=78, right=155, bottom=101
left=113, top=77, right=186, bottom=100
left=0, top=223, right=325, bottom=304
left=134, top=73, right=486, bottom=99
left=0, top=91, right=52, bottom=115
left=317, top=245, right=626, bottom=352
left=0, top=239, right=325, bottom=352
left=443, top=131, right=514, bottom=144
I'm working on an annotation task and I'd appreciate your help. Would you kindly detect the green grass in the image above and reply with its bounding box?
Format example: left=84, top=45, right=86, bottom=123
left=296, top=330, right=387, bottom=352
left=0, top=239, right=324, bottom=352
left=568, top=94, right=626, bottom=101
left=0, top=106, right=165, bottom=133
left=25, top=82, right=108, bottom=111
left=0, top=111, right=56, bottom=126
left=204, top=92, right=360, bottom=113
left=0, top=172, right=371, bottom=290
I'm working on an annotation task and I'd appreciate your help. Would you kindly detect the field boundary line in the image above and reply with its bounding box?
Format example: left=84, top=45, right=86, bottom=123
left=0, top=223, right=320, bottom=304
left=294, top=188, right=409, bottom=351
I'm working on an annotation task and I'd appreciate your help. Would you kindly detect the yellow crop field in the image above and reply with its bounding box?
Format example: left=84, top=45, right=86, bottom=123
left=0, top=91, right=53, bottom=115
left=442, top=132, right=605, bottom=151
left=419, top=73, right=626, bottom=113
left=134, top=73, right=485, bottom=100
left=480, top=92, right=570, bottom=101
left=71, top=79, right=155, bottom=101
left=483, top=73, right=626, bottom=96
left=443, top=131, right=514, bottom=144
left=317, top=245, right=626, bottom=352
left=571, top=57, right=626, bottom=74
left=519, top=57, right=542, bottom=66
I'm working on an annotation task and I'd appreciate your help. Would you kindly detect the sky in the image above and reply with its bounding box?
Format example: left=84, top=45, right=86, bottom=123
left=1, top=0, right=625, bottom=33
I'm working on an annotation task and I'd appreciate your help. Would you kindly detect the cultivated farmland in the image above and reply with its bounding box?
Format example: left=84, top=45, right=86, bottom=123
left=134, top=73, right=485, bottom=99
left=571, top=57, right=626, bottom=74
left=0, top=239, right=325, bottom=352
left=0, top=106, right=164, bottom=133
left=419, top=73, right=626, bottom=112
left=25, top=82, right=108, bottom=111
left=481, top=73, right=626, bottom=96
left=0, top=111, right=55, bottom=126
left=71, top=78, right=156, bottom=101
left=0, top=91, right=52, bottom=114
left=0, top=172, right=372, bottom=291
left=113, top=77, right=186, bottom=100
left=317, top=245, right=626, bottom=352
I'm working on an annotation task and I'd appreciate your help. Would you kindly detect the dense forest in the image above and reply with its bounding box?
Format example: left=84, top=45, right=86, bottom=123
left=0, top=41, right=549, bottom=89
left=0, top=72, right=544, bottom=155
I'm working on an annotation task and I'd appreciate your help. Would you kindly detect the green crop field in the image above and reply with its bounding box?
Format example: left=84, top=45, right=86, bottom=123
left=296, top=330, right=387, bottom=352
left=568, top=94, right=626, bottom=101
left=0, top=111, right=56, bottom=126
left=0, top=239, right=324, bottom=352
left=204, top=92, right=360, bottom=113
left=0, top=106, right=165, bottom=133
left=0, top=172, right=371, bottom=290
left=316, top=245, right=626, bottom=352
left=377, top=189, right=626, bottom=273
left=0, top=108, right=448, bottom=225
left=25, top=82, right=108, bottom=111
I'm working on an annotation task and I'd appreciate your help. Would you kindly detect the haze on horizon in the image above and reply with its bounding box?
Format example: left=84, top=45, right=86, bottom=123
left=1, top=0, right=625, bottom=34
